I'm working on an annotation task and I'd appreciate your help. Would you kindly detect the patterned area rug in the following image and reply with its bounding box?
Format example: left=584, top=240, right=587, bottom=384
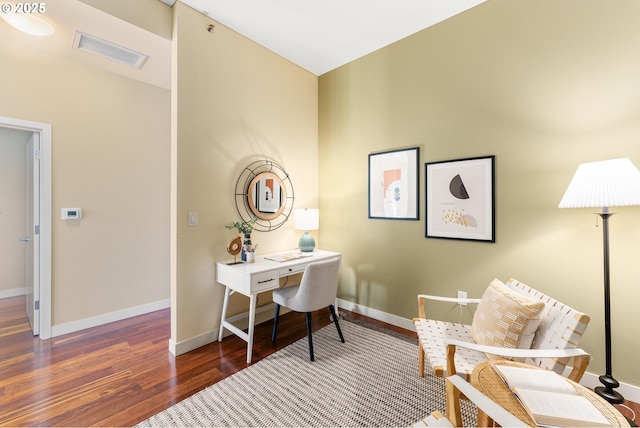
left=138, top=319, right=476, bottom=427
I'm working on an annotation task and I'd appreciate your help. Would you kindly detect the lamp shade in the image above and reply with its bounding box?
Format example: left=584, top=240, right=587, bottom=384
left=558, top=158, right=640, bottom=209
left=294, top=208, right=319, bottom=231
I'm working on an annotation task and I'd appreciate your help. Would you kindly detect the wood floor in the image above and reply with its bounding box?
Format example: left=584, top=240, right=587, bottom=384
left=1, top=295, right=638, bottom=427
left=0, top=296, right=413, bottom=426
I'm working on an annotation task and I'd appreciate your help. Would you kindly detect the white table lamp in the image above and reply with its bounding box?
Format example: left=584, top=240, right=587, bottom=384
left=294, top=208, right=319, bottom=252
left=559, top=157, right=640, bottom=404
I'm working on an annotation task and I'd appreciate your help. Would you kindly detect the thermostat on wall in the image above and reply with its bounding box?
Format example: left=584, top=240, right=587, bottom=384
left=61, top=208, right=82, bottom=220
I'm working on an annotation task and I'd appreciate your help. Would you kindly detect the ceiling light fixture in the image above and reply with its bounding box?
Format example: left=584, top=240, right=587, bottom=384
left=72, top=30, right=149, bottom=69
left=0, top=12, right=54, bottom=36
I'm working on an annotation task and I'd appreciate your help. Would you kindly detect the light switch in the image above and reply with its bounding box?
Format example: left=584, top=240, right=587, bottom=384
left=188, top=212, right=198, bottom=226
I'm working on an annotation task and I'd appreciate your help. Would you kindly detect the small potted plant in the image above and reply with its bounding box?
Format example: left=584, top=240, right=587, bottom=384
left=226, top=217, right=258, bottom=261
left=225, top=216, right=258, bottom=235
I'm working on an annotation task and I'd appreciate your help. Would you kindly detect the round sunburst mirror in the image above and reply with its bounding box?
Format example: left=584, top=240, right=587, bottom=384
left=234, top=160, right=294, bottom=232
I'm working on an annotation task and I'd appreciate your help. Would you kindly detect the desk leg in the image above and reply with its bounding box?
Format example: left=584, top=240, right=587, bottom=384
left=218, top=286, right=231, bottom=342
left=246, top=294, right=257, bottom=364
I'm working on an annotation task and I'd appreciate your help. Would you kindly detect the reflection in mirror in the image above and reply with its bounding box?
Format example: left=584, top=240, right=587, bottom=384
left=248, top=172, right=286, bottom=220
left=234, top=160, right=294, bottom=232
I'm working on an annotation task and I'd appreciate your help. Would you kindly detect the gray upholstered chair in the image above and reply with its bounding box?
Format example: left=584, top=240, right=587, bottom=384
left=271, top=257, right=344, bottom=361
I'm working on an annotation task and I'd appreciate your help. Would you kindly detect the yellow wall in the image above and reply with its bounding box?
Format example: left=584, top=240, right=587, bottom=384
left=171, top=3, right=318, bottom=350
left=0, top=37, right=170, bottom=325
left=319, top=0, right=640, bottom=386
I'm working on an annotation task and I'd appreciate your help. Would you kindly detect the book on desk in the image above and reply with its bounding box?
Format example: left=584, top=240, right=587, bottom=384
left=492, top=364, right=611, bottom=427
left=264, top=251, right=313, bottom=262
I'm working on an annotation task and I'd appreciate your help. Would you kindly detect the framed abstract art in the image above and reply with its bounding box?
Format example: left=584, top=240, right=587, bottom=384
left=425, top=155, right=495, bottom=242
left=368, top=147, right=419, bottom=220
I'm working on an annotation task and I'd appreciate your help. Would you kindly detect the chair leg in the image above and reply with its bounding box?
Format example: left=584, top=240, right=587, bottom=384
left=271, top=304, right=280, bottom=342
left=329, top=304, right=345, bottom=343
left=305, top=312, right=314, bottom=361
left=418, top=341, right=425, bottom=377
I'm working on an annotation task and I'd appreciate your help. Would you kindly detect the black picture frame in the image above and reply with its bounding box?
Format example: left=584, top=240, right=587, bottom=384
left=425, top=155, right=495, bottom=242
left=368, top=147, right=420, bottom=220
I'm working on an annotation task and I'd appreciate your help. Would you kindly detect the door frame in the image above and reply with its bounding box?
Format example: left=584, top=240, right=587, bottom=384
left=0, top=116, right=51, bottom=339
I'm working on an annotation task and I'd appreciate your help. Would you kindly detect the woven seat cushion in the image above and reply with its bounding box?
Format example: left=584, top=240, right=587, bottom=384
left=414, top=318, right=487, bottom=378
left=470, top=279, right=544, bottom=355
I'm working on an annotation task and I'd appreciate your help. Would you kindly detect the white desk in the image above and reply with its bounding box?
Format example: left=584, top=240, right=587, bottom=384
left=216, top=249, right=342, bottom=363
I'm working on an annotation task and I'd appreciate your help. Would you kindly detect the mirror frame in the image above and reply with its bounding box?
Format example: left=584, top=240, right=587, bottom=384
left=234, top=159, right=294, bottom=231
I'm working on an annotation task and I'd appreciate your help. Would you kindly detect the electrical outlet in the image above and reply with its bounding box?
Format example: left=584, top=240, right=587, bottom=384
left=457, top=291, right=467, bottom=306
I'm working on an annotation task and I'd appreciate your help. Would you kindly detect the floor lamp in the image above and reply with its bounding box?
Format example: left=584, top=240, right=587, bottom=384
left=559, top=157, right=640, bottom=405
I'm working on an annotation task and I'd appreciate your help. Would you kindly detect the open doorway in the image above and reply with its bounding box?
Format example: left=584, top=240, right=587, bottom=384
left=0, top=116, right=51, bottom=339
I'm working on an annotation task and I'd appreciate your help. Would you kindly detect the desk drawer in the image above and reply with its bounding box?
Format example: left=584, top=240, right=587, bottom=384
left=251, top=271, right=278, bottom=293
left=279, top=264, right=306, bottom=276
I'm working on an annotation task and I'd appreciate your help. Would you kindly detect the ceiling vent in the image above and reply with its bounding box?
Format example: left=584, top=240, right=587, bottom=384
left=72, top=30, right=149, bottom=69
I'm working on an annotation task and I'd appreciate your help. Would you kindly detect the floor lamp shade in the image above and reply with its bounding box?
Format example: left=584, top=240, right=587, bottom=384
left=559, top=157, right=640, bottom=209
left=559, top=157, right=640, bottom=405
left=294, top=209, right=319, bottom=252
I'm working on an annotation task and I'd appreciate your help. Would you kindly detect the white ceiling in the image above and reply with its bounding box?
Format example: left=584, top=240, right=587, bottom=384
left=181, top=0, right=487, bottom=76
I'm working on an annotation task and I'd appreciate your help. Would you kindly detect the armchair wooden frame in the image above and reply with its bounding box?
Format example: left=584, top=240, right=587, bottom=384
left=412, top=375, right=529, bottom=427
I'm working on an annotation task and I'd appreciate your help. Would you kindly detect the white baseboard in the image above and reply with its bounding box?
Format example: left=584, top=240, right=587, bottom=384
left=170, top=329, right=219, bottom=356
left=169, top=302, right=279, bottom=356
left=51, top=299, right=170, bottom=338
left=336, top=298, right=415, bottom=331
left=336, top=298, right=640, bottom=403
left=0, top=287, right=26, bottom=299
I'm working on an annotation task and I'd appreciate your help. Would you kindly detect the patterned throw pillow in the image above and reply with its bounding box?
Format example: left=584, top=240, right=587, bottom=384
left=470, top=279, right=544, bottom=355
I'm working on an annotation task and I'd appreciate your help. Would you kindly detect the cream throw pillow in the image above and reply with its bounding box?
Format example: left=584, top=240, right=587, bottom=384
left=470, top=279, right=544, bottom=354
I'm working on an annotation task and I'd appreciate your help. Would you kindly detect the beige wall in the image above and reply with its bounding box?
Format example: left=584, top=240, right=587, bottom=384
left=171, top=3, right=318, bottom=350
left=78, top=0, right=173, bottom=40
left=0, top=128, right=29, bottom=293
left=319, top=0, right=640, bottom=386
left=0, top=38, right=170, bottom=326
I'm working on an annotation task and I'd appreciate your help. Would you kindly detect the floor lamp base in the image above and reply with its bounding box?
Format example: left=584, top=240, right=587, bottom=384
left=595, top=374, right=624, bottom=405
